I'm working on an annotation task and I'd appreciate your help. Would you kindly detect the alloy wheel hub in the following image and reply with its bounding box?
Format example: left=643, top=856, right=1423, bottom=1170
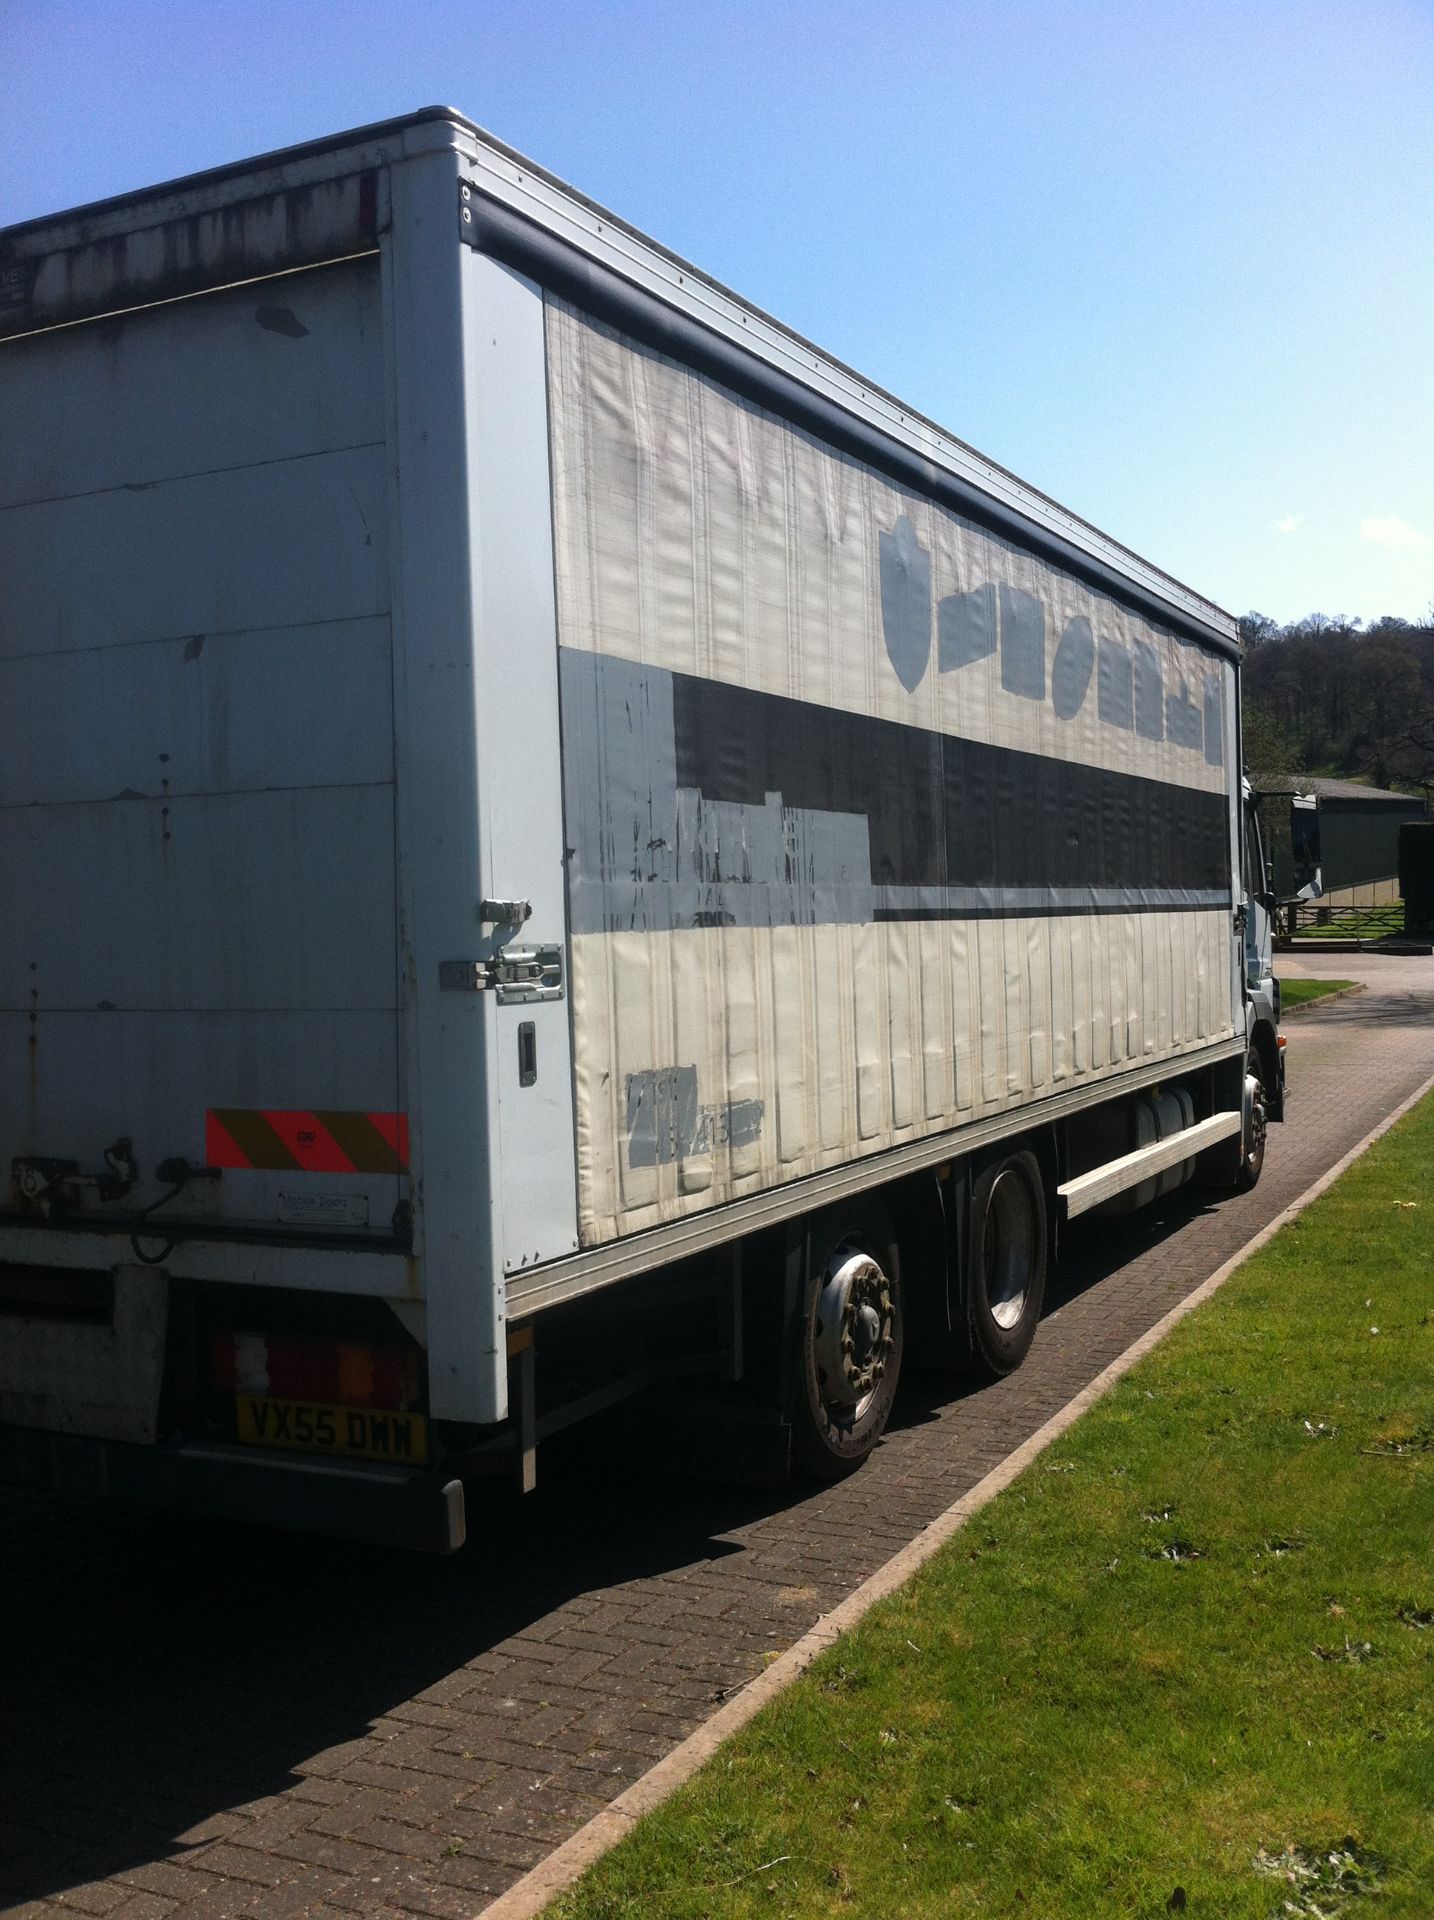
left=813, top=1249, right=894, bottom=1410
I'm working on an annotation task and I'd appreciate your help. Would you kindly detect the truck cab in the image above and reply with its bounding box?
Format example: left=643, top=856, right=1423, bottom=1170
left=1242, top=777, right=1285, bottom=1158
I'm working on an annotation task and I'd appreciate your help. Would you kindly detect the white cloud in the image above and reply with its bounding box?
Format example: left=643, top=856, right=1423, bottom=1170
left=1272, top=514, right=1303, bottom=534
left=1359, top=515, right=1430, bottom=551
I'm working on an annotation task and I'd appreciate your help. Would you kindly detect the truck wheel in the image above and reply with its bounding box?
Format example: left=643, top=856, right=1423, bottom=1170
left=1235, top=1053, right=1267, bottom=1192
left=791, top=1201, right=904, bottom=1480
left=966, top=1151, right=1047, bottom=1377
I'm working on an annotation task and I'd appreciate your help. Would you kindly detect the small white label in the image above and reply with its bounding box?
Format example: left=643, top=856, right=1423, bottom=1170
left=278, top=1190, right=369, bottom=1228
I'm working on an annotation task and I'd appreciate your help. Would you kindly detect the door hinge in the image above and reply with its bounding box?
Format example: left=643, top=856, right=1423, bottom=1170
left=458, top=180, right=481, bottom=248
left=439, top=946, right=565, bottom=1005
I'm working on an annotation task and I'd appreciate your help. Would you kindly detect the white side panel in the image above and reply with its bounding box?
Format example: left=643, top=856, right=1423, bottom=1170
left=547, top=305, right=1228, bottom=797
left=569, top=911, right=1233, bottom=1241
left=546, top=303, right=1240, bottom=1246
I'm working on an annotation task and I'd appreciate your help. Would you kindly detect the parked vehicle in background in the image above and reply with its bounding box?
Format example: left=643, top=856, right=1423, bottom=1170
left=0, top=110, right=1283, bottom=1549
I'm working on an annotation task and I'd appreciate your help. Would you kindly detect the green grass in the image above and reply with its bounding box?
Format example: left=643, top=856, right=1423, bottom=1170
left=553, top=1096, right=1434, bottom=1920
left=1280, top=977, right=1356, bottom=1008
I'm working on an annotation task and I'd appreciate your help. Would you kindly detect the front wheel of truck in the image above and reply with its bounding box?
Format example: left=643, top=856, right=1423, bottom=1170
left=791, top=1200, right=904, bottom=1480
left=1235, top=1053, right=1268, bottom=1192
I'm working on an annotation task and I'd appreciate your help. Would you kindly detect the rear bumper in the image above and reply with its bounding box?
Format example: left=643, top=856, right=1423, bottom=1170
left=0, top=1424, right=465, bottom=1554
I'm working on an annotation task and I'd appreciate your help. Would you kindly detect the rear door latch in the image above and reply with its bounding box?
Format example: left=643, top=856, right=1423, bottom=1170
left=439, top=946, right=565, bottom=1005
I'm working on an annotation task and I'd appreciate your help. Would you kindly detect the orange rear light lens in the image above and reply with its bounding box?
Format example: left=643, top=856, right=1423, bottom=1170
left=208, top=1334, right=420, bottom=1410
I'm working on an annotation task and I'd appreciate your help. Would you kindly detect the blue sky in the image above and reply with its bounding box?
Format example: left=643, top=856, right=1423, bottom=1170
left=4, top=1, right=1431, bottom=625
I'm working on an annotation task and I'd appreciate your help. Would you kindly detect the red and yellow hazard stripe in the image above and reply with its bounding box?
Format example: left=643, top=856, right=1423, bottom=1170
left=205, top=1110, right=409, bottom=1175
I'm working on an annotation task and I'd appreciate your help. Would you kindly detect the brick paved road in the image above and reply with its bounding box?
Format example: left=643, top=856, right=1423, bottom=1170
left=4, top=950, right=1432, bottom=1920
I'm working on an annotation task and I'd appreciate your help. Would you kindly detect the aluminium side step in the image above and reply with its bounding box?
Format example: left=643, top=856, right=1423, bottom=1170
left=1057, top=1111, right=1243, bottom=1220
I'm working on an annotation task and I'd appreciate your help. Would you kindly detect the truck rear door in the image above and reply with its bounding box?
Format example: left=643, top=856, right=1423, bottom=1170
left=0, top=255, right=404, bottom=1243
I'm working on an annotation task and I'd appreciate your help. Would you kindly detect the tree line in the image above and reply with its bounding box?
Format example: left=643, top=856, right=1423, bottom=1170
left=1240, top=608, right=1434, bottom=796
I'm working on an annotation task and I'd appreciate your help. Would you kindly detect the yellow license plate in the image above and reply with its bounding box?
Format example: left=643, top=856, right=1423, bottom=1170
left=236, top=1395, right=428, bottom=1467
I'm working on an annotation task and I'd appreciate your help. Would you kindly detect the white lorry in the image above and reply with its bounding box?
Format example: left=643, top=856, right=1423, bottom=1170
left=0, top=109, right=1283, bottom=1549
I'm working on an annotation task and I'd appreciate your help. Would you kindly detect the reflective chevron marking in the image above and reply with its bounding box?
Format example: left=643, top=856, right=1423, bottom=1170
left=204, top=1109, right=409, bottom=1174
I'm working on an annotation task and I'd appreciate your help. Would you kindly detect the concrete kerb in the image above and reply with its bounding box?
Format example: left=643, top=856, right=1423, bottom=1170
left=1280, top=982, right=1366, bottom=1015
left=476, top=1065, right=1434, bottom=1920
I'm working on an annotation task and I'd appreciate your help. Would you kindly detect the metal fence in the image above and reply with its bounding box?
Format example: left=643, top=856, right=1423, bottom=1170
left=1277, top=901, right=1407, bottom=947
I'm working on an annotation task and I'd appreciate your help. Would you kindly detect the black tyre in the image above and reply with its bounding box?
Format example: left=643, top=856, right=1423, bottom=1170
left=790, top=1200, right=904, bottom=1480
left=1234, top=1052, right=1267, bottom=1192
left=965, top=1151, right=1047, bottom=1377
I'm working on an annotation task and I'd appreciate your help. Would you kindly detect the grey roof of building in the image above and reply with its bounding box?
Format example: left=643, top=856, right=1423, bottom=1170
left=1265, top=775, right=1425, bottom=804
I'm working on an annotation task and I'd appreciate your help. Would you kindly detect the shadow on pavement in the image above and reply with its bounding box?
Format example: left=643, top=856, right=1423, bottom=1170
left=1, top=1182, right=1214, bottom=1905
left=1046, top=1187, right=1220, bottom=1317
left=0, top=1434, right=782, bottom=1905
left=1296, top=992, right=1434, bottom=1026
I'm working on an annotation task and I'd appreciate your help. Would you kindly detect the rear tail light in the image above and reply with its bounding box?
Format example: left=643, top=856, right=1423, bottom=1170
left=208, top=1334, right=421, bottom=1410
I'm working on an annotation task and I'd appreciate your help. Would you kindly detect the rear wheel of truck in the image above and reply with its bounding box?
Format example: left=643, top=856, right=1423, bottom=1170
left=965, top=1151, right=1047, bottom=1377
left=791, top=1200, right=904, bottom=1480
